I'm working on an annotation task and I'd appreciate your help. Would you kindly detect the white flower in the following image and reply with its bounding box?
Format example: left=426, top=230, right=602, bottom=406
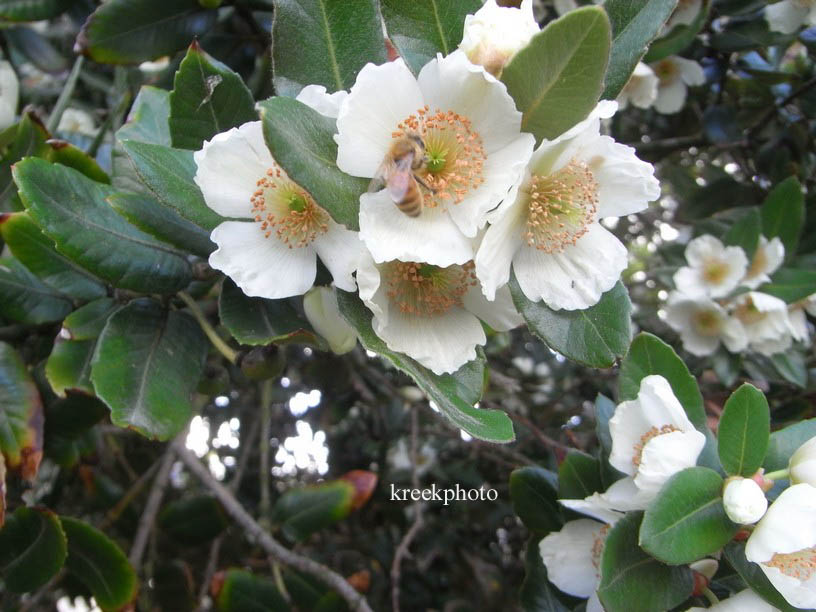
left=673, top=235, right=748, bottom=299
left=766, top=0, right=816, bottom=34
left=731, top=292, right=793, bottom=356
left=723, top=477, right=768, bottom=525
left=335, top=51, right=535, bottom=267
left=539, top=519, right=610, bottom=612
left=665, top=0, right=703, bottom=30
left=0, top=60, right=20, bottom=131
left=295, top=84, right=347, bottom=119
left=687, top=588, right=781, bottom=611
left=788, top=294, right=815, bottom=343
left=742, top=236, right=785, bottom=289
left=387, top=438, right=437, bottom=476
left=665, top=292, right=747, bottom=356
left=303, top=286, right=357, bottom=355
left=458, top=0, right=539, bottom=77
left=745, top=483, right=816, bottom=609
left=195, top=121, right=363, bottom=299
left=356, top=252, right=522, bottom=375
left=475, top=101, right=660, bottom=310
left=57, top=108, right=97, bottom=137
left=790, top=437, right=816, bottom=488
left=651, top=56, right=705, bottom=114
left=616, top=62, right=659, bottom=110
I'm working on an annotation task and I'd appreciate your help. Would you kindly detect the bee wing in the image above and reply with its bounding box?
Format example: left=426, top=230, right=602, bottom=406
left=384, top=155, right=415, bottom=202
left=368, top=159, right=393, bottom=194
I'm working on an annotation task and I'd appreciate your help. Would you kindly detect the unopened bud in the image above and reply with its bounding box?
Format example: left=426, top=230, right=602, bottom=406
left=722, top=477, right=768, bottom=525
left=303, top=286, right=357, bottom=355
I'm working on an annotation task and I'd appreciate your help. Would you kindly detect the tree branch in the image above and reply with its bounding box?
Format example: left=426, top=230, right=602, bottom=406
left=128, top=444, right=177, bottom=567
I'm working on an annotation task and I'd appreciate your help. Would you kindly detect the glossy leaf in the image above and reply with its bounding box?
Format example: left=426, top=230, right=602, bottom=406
left=381, top=0, right=481, bottom=74
left=759, top=268, right=816, bottom=304
left=723, top=207, right=761, bottom=260
left=169, top=42, right=257, bottom=150
left=214, top=569, right=289, bottom=611
left=271, top=0, right=386, bottom=96
left=718, top=384, right=770, bottom=477
left=0, top=507, right=66, bottom=592
left=117, top=86, right=172, bottom=146
left=598, top=512, right=693, bottom=612
left=45, top=139, right=111, bottom=184
left=644, top=0, right=710, bottom=62
left=159, top=495, right=229, bottom=545
left=13, top=158, right=192, bottom=294
left=601, top=0, right=678, bottom=100
left=91, top=299, right=208, bottom=440
left=640, top=467, right=737, bottom=564
left=764, top=418, right=816, bottom=472
left=501, top=7, right=610, bottom=142
left=337, top=290, right=513, bottom=442
left=0, top=256, right=73, bottom=324
left=761, top=177, right=804, bottom=259
left=723, top=542, right=803, bottom=612
left=510, top=279, right=632, bottom=368
left=519, top=536, right=570, bottom=612
left=0, top=112, right=50, bottom=212
left=509, top=466, right=561, bottom=535
left=558, top=451, right=603, bottom=500
left=769, top=351, right=807, bottom=389
left=259, top=97, right=367, bottom=231
left=273, top=480, right=355, bottom=542
left=60, top=516, right=138, bottom=610
left=75, top=0, right=217, bottom=64
left=0, top=0, right=73, bottom=21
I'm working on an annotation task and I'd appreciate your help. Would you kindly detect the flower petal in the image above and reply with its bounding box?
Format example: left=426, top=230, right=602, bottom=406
left=766, top=0, right=809, bottom=34
left=591, top=135, right=660, bottom=218
left=462, top=283, right=523, bottom=331
left=654, top=77, right=688, bottom=114
left=475, top=194, right=525, bottom=300
left=295, top=84, right=348, bottom=118
left=311, top=220, right=364, bottom=292
left=539, top=519, right=604, bottom=599
left=634, top=429, right=706, bottom=494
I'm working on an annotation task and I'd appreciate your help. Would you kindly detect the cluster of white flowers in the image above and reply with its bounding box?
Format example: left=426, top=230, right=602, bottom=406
left=193, top=1, right=660, bottom=375
left=766, top=0, right=816, bottom=34
left=664, top=234, right=814, bottom=357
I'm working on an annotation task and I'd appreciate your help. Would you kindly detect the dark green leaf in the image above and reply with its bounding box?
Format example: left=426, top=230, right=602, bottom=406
left=764, top=419, right=816, bottom=472
left=601, top=0, right=678, bottom=100
left=13, top=158, right=192, bottom=294
left=117, top=86, right=172, bottom=146
left=723, top=207, right=761, bottom=260
left=61, top=298, right=121, bottom=341
left=120, top=139, right=223, bottom=231
left=760, top=176, right=804, bottom=258
left=718, top=384, right=770, bottom=476
left=0, top=256, right=73, bottom=324
left=91, top=299, right=208, bottom=440
left=60, top=516, right=138, bottom=610
left=643, top=0, right=709, bottom=62
left=153, top=560, right=196, bottom=612
left=159, top=495, right=229, bottom=545
left=45, top=139, right=111, bottom=184
left=169, top=42, right=257, bottom=150
left=501, top=6, right=611, bottom=142
left=271, top=0, right=386, bottom=96
left=337, top=290, right=513, bottom=442
left=0, top=0, right=73, bottom=21
left=215, top=569, right=290, bottom=612
left=0, top=507, right=66, bottom=592
left=259, top=97, right=367, bottom=231
left=75, top=0, right=217, bottom=64
left=511, top=279, right=631, bottom=368
left=219, top=278, right=321, bottom=347
left=520, top=536, right=570, bottom=612
left=44, top=393, right=109, bottom=440
left=381, top=0, right=481, bottom=74
left=598, top=512, right=693, bottom=612
left=0, top=112, right=50, bottom=212
left=273, top=480, right=354, bottom=542
left=760, top=268, right=816, bottom=304
left=640, top=467, right=737, bottom=564
left=723, top=542, right=805, bottom=612
left=4, top=26, right=68, bottom=74
left=558, top=451, right=603, bottom=500
left=509, top=466, right=561, bottom=535
left=769, top=351, right=807, bottom=389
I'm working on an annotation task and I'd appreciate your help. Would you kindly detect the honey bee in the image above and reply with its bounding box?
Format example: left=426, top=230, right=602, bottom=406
left=369, top=133, right=434, bottom=217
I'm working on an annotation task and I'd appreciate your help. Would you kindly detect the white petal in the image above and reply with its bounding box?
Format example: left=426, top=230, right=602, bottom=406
left=514, top=223, right=628, bottom=311
left=335, top=59, right=424, bottom=178
left=462, top=283, right=523, bottom=331
left=685, top=234, right=726, bottom=267
left=654, top=77, right=688, bottom=114
left=591, top=136, right=660, bottom=218
left=474, top=196, right=525, bottom=300
left=676, top=57, right=706, bottom=86
left=193, top=121, right=271, bottom=218
left=539, top=519, right=604, bottom=599
left=789, top=308, right=809, bottom=343
left=759, top=567, right=816, bottom=609
left=311, top=220, right=364, bottom=292
left=721, top=315, right=749, bottom=353
left=295, top=84, right=348, bottom=118
left=687, top=588, right=781, bottom=612
left=634, top=429, right=706, bottom=494
left=356, top=253, right=386, bottom=321
left=359, top=190, right=475, bottom=266
left=209, top=221, right=316, bottom=298
left=766, top=0, right=809, bottom=33
left=746, top=484, right=816, bottom=562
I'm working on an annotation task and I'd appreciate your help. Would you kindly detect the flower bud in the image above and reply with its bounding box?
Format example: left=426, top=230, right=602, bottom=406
left=303, top=286, right=357, bottom=355
left=722, top=477, right=768, bottom=525
left=458, top=0, right=539, bottom=77
left=789, top=436, right=816, bottom=487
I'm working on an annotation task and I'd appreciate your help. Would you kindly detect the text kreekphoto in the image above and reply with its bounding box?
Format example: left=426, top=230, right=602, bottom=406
left=390, top=483, right=499, bottom=505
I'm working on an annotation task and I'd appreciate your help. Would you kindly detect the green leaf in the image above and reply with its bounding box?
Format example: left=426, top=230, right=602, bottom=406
left=0, top=507, right=66, bottom=592
left=759, top=268, right=816, bottom=304
left=510, top=279, right=632, bottom=368
left=107, top=192, right=215, bottom=258
left=519, top=536, right=570, bottom=612
left=120, top=139, right=223, bottom=231
left=501, top=6, right=611, bottom=142
left=273, top=480, right=355, bottom=542
left=117, top=86, right=172, bottom=146
left=643, top=0, right=709, bottom=62
left=718, top=384, right=770, bottom=477
left=598, top=512, right=693, bottom=612
left=271, top=0, right=386, bottom=96
left=0, top=0, right=73, bottom=21
left=259, top=97, right=367, bottom=231
left=769, top=351, right=808, bottom=389
left=764, top=419, right=816, bottom=472
left=558, top=451, right=603, bottom=500
left=13, top=158, right=192, bottom=294
left=0, top=111, right=50, bottom=212
left=219, top=278, right=321, bottom=347
left=62, top=298, right=121, bottom=341
left=381, top=0, right=481, bottom=74
left=0, top=256, right=73, bottom=324
left=4, top=25, right=68, bottom=74
left=152, top=560, right=196, bottom=612
left=0, top=342, right=43, bottom=484
left=60, top=516, right=138, bottom=610
left=640, top=467, right=737, bottom=564
left=337, top=290, right=513, bottom=442
left=44, top=393, right=109, bottom=441
left=0, top=211, right=107, bottom=301
left=723, top=207, right=761, bottom=260
left=75, top=0, right=217, bottom=64
left=45, top=139, right=111, bottom=184
left=159, top=495, right=229, bottom=545
left=761, top=177, right=804, bottom=259
left=723, top=542, right=804, bottom=612
left=91, top=299, right=208, bottom=440
left=601, top=0, right=678, bottom=100
left=509, top=466, right=561, bottom=535
left=215, top=569, right=290, bottom=612
left=169, top=42, right=257, bottom=150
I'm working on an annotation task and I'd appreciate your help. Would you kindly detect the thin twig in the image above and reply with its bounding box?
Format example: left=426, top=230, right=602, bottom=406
left=46, top=56, right=84, bottom=133
left=99, top=458, right=162, bottom=530
left=507, top=413, right=570, bottom=454
left=259, top=380, right=273, bottom=522
left=173, top=441, right=373, bottom=612
left=747, top=75, right=816, bottom=138
left=128, top=445, right=176, bottom=567
left=178, top=292, right=239, bottom=365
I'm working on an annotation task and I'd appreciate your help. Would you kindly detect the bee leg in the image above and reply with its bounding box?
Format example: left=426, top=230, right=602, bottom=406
left=414, top=173, right=437, bottom=193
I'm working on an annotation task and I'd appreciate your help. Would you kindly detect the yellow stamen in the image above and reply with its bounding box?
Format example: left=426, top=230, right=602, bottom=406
left=383, top=261, right=478, bottom=317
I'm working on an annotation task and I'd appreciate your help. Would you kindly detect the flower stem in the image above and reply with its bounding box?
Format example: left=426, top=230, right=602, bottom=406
left=702, top=587, right=720, bottom=606
left=46, top=56, right=84, bottom=134
left=764, top=468, right=789, bottom=481
left=178, top=292, right=238, bottom=365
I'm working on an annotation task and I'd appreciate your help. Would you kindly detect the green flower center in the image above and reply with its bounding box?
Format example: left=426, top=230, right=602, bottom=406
left=692, top=309, right=722, bottom=337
